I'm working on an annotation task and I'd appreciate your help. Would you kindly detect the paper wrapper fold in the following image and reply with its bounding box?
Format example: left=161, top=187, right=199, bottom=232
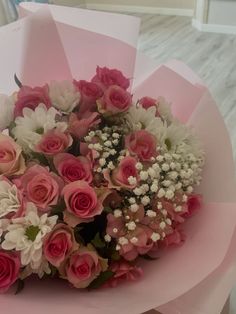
left=0, top=3, right=235, bottom=314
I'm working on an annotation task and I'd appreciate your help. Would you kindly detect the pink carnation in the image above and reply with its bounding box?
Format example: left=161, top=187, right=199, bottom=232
left=69, top=111, right=101, bottom=139
left=183, top=194, right=202, bottom=218
left=105, top=261, right=143, bottom=288
left=92, top=66, right=130, bottom=90
left=14, top=85, right=51, bottom=117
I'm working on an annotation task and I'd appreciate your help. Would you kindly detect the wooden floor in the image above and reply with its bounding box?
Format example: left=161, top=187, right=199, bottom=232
left=135, top=14, right=236, bottom=314
left=136, top=14, right=236, bottom=162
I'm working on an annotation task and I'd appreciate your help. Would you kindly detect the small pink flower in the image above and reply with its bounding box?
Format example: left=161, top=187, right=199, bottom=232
left=0, top=133, right=26, bottom=177
left=97, top=85, right=132, bottom=114
left=69, top=112, right=101, bottom=139
left=62, top=181, right=109, bottom=226
left=14, top=165, right=63, bottom=212
left=139, top=96, right=156, bottom=110
left=35, top=129, right=72, bottom=156
left=125, top=130, right=157, bottom=161
left=59, top=247, right=107, bottom=288
left=183, top=194, right=202, bottom=218
left=14, top=85, right=51, bottom=117
left=73, top=80, right=103, bottom=114
left=43, top=224, right=75, bottom=267
left=54, top=153, right=92, bottom=184
left=0, top=251, right=20, bottom=293
left=92, top=66, right=130, bottom=91
left=105, top=261, right=143, bottom=288
left=104, top=156, right=139, bottom=189
left=162, top=229, right=186, bottom=247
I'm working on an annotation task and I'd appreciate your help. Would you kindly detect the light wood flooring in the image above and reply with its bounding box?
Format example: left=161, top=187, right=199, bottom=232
left=135, top=13, right=236, bottom=314
left=136, top=14, right=236, bottom=162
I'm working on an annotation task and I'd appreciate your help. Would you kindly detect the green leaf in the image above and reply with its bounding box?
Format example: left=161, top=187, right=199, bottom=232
left=111, top=250, right=121, bottom=261
left=14, top=73, right=22, bottom=88
left=141, top=254, right=159, bottom=261
left=103, top=207, right=113, bottom=214
left=15, top=279, right=25, bottom=295
left=88, top=271, right=114, bottom=290
left=91, top=233, right=105, bottom=249
left=50, top=266, right=58, bottom=278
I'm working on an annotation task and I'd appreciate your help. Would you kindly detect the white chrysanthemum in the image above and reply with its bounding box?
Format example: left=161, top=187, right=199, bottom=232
left=0, top=218, right=10, bottom=238
left=0, top=181, right=21, bottom=218
left=12, top=104, right=68, bottom=151
left=20, top=258, right=51, bottom=279
left=126, top=106, right=163, bottom=134
left=0, top=93, right=15, bottom=130
left=49, top=80, right=80, bottom=113
left=157, top=120, right=189, bottom=152
left=2, top=202, right=57, bottom=270
left=157, top=97, right=173, bottom=122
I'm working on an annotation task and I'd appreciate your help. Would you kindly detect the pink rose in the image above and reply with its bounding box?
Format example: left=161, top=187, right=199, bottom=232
left=0, top=251, right=20, bottom=293
left=44, top=224, right=75, bottom=267
left=92, top=66, right=130, bottom=91
left=125, top=130, right=157, bottom=161
left=14, top=165, right=63, bottom=212
left=59, top=247, right=107, bottom=288
left=63, top=181, right=106, bottom=225
left=73, top=80, right=103, bottom=114
left=139, top=96, right=156, bottom=110
left=69, top=111, right=101, bottom=139
left=104, top=156, right=139, bottom=189
left=183, top=194, right=202, bottom=218
left=54, top=153, right=92, bottom=184
left=14, top=85, right=51, bottom=117
left=97, top=85, right=132, bottom=114
left=0, top=133, right=26, bottom=177
left=35, top=130, right=72, bottom=156
left=105, top=261, right=143, bottom=288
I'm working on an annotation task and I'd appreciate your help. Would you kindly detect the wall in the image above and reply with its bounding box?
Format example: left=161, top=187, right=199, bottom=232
left=86, top=0, right=195, bottom=9
left=208, top=0, right=236, bottom=26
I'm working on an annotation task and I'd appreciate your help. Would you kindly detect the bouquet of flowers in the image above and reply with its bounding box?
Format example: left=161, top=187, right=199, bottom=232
left=0, top=65, right=204, bottom=292
left=0, top=3, right=235, bottom=314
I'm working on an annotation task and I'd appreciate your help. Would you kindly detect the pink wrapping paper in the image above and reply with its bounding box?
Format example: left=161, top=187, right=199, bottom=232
left=0, top=3, right=235, bottom=314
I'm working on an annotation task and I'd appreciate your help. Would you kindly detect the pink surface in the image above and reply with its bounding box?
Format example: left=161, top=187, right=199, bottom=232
left=20, top=9, right=72, bottom=86
left=0, top=4, right=235, bottom=313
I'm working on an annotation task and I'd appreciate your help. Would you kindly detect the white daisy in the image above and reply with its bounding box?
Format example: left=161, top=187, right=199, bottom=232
left=12, top=104, right=68, bottom=151
left=20, top=258, right=51, bottom=279
left=156, top=97, right=173, bottom=123
left=0, top=93, right=15, bottom=130
left=125, top=106, right=163, bottom=134
left=0, top=218, right=10, bottom=238
left=2, top=202, right=57, bottom=270
left=0, top=181, right=21, bottom=218
left=49, top=80, right=80, bottom=113
left=157, top=120, right=189, bottom=152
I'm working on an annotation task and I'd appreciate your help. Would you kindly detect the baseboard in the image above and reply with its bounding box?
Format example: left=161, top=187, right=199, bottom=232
left=192, top=18, right=236, bottom=34
left=86, top=3, right=194, bottom=17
